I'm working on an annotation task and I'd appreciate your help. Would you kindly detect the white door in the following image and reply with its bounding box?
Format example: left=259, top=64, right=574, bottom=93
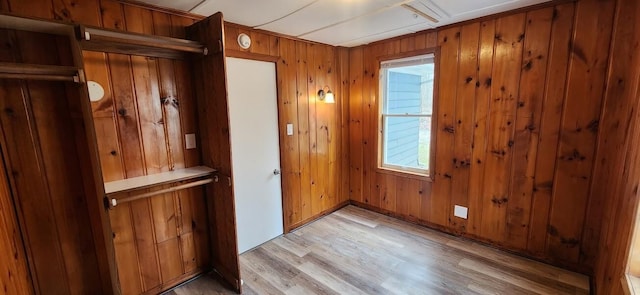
left=226, top=57, right=284, bottom=254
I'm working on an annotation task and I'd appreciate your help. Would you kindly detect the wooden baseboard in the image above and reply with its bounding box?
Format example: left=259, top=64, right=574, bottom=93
left=144, top=268, right=207, bottom=295
left=349, top=200, right=592, bottom=276
left=286, top=200, right=351, bottom=232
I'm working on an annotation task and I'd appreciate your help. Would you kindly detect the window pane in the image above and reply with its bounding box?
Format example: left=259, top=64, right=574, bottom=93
left=383, top=116, right=431, bottom=171
left=384, top=63, right=434, bottom=115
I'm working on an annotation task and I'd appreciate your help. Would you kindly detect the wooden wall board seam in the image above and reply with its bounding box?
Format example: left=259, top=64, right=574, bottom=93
left=524, top=8, right=561, bottom=255
left=22, top=80, right=74, bottom=294
left=546, top=0, right=616, bottom=263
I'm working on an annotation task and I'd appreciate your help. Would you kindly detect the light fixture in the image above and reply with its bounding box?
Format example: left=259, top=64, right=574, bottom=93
left=237, top=33, right=251, bottom=49
left=317, top=86, right=335, bottom=104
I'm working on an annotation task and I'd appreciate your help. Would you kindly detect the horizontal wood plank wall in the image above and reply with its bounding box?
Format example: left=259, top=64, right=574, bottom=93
left=0, top=0, right=209, bottom=294
left=224, top=23, right=349, bottom=232
left=592, top=0, right=640, bottom=292
left=349, top=0, right=617, bottom=273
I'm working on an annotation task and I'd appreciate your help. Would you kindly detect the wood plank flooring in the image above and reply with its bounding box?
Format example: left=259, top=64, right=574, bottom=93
left=165, top=206, right=590, bottom=295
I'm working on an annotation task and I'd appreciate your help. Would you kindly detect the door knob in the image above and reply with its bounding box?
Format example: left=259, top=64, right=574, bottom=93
left=273, top=169, right=281, bottom=175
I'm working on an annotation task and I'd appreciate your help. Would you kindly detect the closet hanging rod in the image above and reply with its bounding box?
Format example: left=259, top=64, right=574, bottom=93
left=110, top=178, right=213, bottom=207
left=77, top=25, right=209, bottom=59
left=0, top=73, right=80, bottom=82
left=0, top=62, right=82, bottom=82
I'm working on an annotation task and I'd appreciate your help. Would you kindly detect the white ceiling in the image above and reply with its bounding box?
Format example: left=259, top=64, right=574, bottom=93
left=140, top=0, right=550, bottom=47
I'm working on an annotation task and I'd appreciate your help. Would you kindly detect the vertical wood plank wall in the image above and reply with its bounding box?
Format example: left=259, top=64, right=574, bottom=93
left=0, top=0, right=210, bottom=294
left=224, top=24, right=350, bottom=231
left=591, top=0, right=640, bottom=292
left=0, top=105, right=33, bottom=295
left=2, top=0, right=638, bottom=293
left=0, top=29, right=105, bottom=294
left=348, top=0, right=618, bottom=273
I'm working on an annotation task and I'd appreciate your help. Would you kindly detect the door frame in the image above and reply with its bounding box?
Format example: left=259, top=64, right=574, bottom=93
left=225, top=51, right=289, bottom=236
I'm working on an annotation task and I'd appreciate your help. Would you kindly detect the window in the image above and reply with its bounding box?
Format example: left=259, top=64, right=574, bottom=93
left=379, top=54, right=435, bottom=176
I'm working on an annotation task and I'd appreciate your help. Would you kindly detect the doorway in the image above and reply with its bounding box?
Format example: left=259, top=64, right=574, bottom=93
left=226, top=57, right=284, bottom=254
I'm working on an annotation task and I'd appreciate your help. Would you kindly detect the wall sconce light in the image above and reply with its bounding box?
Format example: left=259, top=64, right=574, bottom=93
left=317, top=86, right=335, bottom=104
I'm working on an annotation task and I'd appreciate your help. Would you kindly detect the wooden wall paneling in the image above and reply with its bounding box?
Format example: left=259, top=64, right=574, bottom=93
left=0, top=34, right=39, bottom=295
left=348, top=47, right=363, bottom=203
left=431, top=27, right=460, bottom=227
left=6, top=0, right=52, bottom=19
left=0, top=29, right=109, bottom=294
left=62, top=37, right=118, bottom=295
left=361, top=45, right=375, bottom=206
left=100, top=0, right=126, bottom=31
left=338, top=47, right=350, bottom=205
left=378, top=173, right=397, bottom=212
left=426, top=32, right=438, bottom=49
left=592, top=0, right=640, bottom=291
left=315, top=45, right=330, bottom=212
left=25, top=40, right=103, bottom=294
left=295, top=41, right=313, bottom=223
left=187, top=12, right=242, bottom=292
left=413, top=33, right=426, bottom=51
left=547, top=0, right=615, bottom=263
left=526, top=3, right=575, bottom=255
left=277, top=38, right=302, bottom=228
left=399, top=36, right=415, bottom=53
left=478, top=13, right=525, bottom=243
left=325, top=44, right=339, bottom=211
left=581, top=0, right=630, bottom=268
left=52, top=0, right=102, bottom=26
left=467, top=20, right=495, bottom=236
left=0, top=0, right=8, bottom=12
left=108, top=52, right=145, bottom=177
left=0, top=146, right=32, bottom=295
left=170, top=15, right=200, bottom=167
left=153, top=12, right=196, bottom=282
left=249, top=31, right=271, bottom=56
left=129, top=199, right=162, bottom=290
left=169, top=15, right=210, bottom=271
left=110, top=203, right=143, bottom=294
left=83, top=50, right=125, bottom=182
left=269, top=35, right=280, bottom=57
left=505, top=8, right=553, bottom=249
left=0, top=77, right=62, bottom=295
left=2, top=82, right=71, bottom=294
left=153, top=11, right=185, bottom=171
left=157, top=238, right=183, bottom=285
left=126, top=5, right=188, bottom=286
left=105, top=5, right=152, bottom=293
left=126, top=8, right=170, bottom=173
left=307, top=44, right=321, bottom=215
left=450, top=23, right=480, bottom=232
left=223, top=25, right=241, bottom=52
left=395, top=176, right=410, bottom=216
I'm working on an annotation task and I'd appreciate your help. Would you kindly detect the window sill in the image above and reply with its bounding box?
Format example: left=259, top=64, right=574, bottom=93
left=377, top=167, right=432, bottom=181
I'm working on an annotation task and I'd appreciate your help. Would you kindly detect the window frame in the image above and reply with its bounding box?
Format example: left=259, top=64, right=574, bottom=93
left=376, top=48, right=439, bottom=181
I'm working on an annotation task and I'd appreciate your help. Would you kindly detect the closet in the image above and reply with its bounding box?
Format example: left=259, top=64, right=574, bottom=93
left=0, top=11, right=242, bottom=295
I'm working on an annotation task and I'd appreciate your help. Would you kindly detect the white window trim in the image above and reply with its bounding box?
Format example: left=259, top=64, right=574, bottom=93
left=379, top=53, right=435, bottom=177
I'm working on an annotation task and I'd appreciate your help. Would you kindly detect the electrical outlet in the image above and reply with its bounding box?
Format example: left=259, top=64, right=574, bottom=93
left=454, top=205, right=468, bottom=219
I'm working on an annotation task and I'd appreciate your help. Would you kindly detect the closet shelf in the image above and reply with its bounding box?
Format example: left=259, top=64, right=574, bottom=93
left=104, top=166, right=216, bottom=196
left=0, top=13, right=74, bottom=35
left=0, top=62, right=82, bottom=83
left=77, top=26, right=209, bottom=60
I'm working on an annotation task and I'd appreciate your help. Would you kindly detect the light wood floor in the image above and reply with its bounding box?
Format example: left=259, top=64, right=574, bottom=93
left=166, top=205, right=590, bottom=295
